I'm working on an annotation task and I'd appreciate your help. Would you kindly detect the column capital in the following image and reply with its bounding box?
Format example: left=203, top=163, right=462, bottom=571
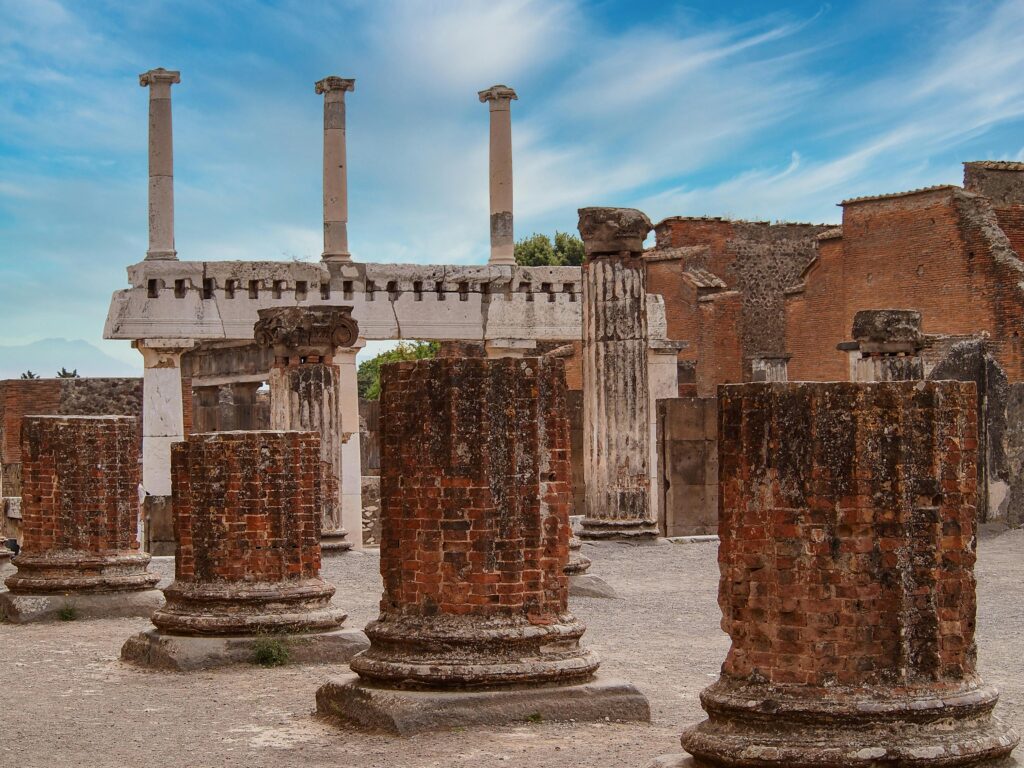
left=134, top=338, right=194, bottom=367
left=254, top=306, right=359, bottom=360
left=315, top=76, right=356, bottom=96
left=139, top=68, right=181, bottom=88
left=478, top=84, right=517, bottom=106
left=577, top=207, right=652, bottom=257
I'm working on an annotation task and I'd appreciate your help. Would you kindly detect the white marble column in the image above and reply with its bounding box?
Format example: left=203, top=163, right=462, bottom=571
left=578, top=208, right=658, bottom=540
left=315, top=76, right=355, bottom=263
left=335, top=340, right=365, bottom=550
left=136, top=339, right=193, bottom=496
left=139, top=68, right=181, bottom=261
left=478, top=85, right=517, bottom=266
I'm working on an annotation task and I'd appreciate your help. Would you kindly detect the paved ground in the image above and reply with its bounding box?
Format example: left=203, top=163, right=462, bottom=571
left=1, top=530, right=1022, bottom=768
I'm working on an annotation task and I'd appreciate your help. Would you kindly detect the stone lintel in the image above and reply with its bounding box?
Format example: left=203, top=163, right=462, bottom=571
left=851, top=308, right=924, bottom=346
left=578, top=207, right=652, bottom=256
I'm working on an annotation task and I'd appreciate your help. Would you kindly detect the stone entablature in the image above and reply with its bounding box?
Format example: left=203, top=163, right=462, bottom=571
left=105, top=261, right=599, bottom=343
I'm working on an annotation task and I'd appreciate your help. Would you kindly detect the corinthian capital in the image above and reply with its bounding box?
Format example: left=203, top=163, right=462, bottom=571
left=254, top=307, right=359, bottom=358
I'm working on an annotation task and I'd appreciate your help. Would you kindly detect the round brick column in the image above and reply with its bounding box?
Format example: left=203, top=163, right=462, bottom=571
left=350, top=357, right=599, bottom=687
left=151, top=431, right=344, bottom=635
left=681, top=382, right=1019, bottom=767
left=5, top=416, right=158, bottom=597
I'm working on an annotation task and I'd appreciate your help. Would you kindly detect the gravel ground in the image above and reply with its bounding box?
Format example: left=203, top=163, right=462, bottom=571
left=1, top=530, right=1021, bottom=768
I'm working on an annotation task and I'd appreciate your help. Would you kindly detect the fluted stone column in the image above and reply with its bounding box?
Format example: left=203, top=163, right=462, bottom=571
left=578, top=208, right=657, bottom=540
left=139, top=68, right=180, bottom=261
left=479, top=85, right=517, bottom=266
left=254, top=307, right=360, bottom=553
left=316, top=76, right=355, bottom=264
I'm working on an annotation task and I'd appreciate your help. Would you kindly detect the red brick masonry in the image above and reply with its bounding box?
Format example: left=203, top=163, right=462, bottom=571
left=5, top=415, right=157, bottom=595
left=681, top=382, right=1018, bottom=766
left=150, top=430, right=345, bottom=636
left=349, top=357, right=599, bottom=687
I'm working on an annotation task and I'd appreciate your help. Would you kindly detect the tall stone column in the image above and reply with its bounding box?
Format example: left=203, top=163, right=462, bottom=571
left=0, top=416, right=161, bottom=622
left=478, top=85, right=517, bottom=266
left=139, top=68, right=180, bottom=261
left=254, top=307, right=359, bottom=553
left=578, top=208, right=658, bottom=540
left=315, top=76, right=355, bottom=264
left=678, top=382, right=1019, bottom=767
left=334, top=340, right=364, bottom=551
left=121, top=431, right=368, bottom=670
left=137, top=338, right=193, bottom=555
left=316, top=357, right=649, bottom=733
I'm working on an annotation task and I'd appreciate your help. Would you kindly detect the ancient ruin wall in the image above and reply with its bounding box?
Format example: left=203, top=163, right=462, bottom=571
left=717, top=381, right=979, bottom=687
left=377, top=357, right=571, bottom=619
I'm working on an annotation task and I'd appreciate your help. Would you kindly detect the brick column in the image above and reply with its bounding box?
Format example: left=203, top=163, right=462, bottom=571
left=316, top=357, right=649, bottom=733
left=680, top=382, right=1019, bottom=766
left=121, top=431, right=367, bottom=670
left=0, top=416, right=161, bottom=622
left=578, top=207, right=658, bottom=540
left=254, top=307, right=360, bottom=553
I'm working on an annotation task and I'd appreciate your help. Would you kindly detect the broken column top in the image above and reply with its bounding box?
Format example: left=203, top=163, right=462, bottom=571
left=851, top=309, right=923, bottom=346
left=577, top=207, right=652, bottom=256
left=139, top=68, right=180, bottom=87
left=315, top=76, right=355, bottom=95
left=478, top=84, right=518, bottom=103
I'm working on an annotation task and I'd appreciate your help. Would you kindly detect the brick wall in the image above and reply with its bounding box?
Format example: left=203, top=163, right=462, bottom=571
left=378, top=357, right=570, bottom=618
left=718, top=381, right=978, bottom=687
left=20, top=416, right=140, bottom=555
left=171, top=431, right=323, bottom=583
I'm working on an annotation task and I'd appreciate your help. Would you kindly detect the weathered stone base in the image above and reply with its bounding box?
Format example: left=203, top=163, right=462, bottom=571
left=681, top=680, right=1020, bottom=767
left=579, top=518, right=659, bottom=541
left=569, top=573, right=619, bottom=599
left=120, top=627, right=369, bottom=671
left=0, top=589, right=163, bottom=623
left=315, top=672, right=650, bottom=734
left=648, top=757, right=1023, bottom=768
left=321, top=531, right=353, bottom=555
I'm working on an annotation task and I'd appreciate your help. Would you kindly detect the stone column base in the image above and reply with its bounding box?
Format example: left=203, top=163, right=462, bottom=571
left=121, top=627, right=369, bottom=671
left=321, top=530, right=353, bottom=555
left=315, top=672, right=650, bottom=734
left=681, top=679, right=1019, bottom=767
left=579, top=517, right=659, bottom=540
left=568, top=573, right=619, bottom=599
left=0, top=589, right=163, bottom=623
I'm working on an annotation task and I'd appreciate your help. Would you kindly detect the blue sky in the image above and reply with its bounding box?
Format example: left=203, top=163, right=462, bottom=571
left=2, top=0, right=1024, bottom=373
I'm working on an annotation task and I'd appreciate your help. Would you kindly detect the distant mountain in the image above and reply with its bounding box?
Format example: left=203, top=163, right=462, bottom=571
left=0, top=338, right=140, bottom=380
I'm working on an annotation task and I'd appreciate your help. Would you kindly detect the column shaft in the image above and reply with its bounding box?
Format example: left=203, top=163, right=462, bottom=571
left=139, top=69, right=180, bottom=261
left=316, top=77, right=355, bottom=263
left=479, top=85, right=517, bottom=266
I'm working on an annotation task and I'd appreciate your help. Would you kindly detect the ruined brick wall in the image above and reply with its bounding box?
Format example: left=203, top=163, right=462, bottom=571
left=378, top=357, right=570, bottom=618
left=171, top=431, right=323, bottom=583
left=785, top=187, right=1024, bottom=384
left=964, top=162, right=1024, bottom=207
left=644, top=255, right=701, bottom=369
left=651, top=218, right=829, bottom=381
left=718, top=382, right=978, bottom=686
left=20, top=416, right=140, bottom=555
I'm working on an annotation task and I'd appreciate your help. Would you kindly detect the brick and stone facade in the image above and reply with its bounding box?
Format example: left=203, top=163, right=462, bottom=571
left=0, top=416, right=161, bottom=622
left=316, top=357, right=648, bottom=732
left=121, top=430, right=367, bottom=669
left=680, top=382, right=1018, bottom=766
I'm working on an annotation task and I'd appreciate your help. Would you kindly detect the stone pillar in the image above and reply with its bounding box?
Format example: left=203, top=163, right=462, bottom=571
left=843, top=309, right=925, bottom=382
left=478, top=85, right=517, bottom=266
left=647, top=340, right=685, bottom=528
left=254, top=307, right=359, bottom=553
left=0, top=416, right=161, bottom=623
left=137, top=338, right=193, bottom=556
left=121, top=431, right=368, bottom=670
left=229, top=381, right=263, bottom=429
left=139, top=68, right=180, bottom=261
left=334, top=341, right=364, bottom=550
left=315, top=76, right=355, bottom=264
left=679, top=382, right=1019, bottom=766
left=316, top=357, right=649, bottom=733
left=578, top=207, right=657, bottom=540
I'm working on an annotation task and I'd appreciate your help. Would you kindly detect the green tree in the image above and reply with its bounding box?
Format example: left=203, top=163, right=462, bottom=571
left=514, top=231, right=584, bottom=267
left=20, top=370, right=39, bottom=380
left=357, top=341, right=440, bottom=400
left=56, top=368, right=79, bottom=378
